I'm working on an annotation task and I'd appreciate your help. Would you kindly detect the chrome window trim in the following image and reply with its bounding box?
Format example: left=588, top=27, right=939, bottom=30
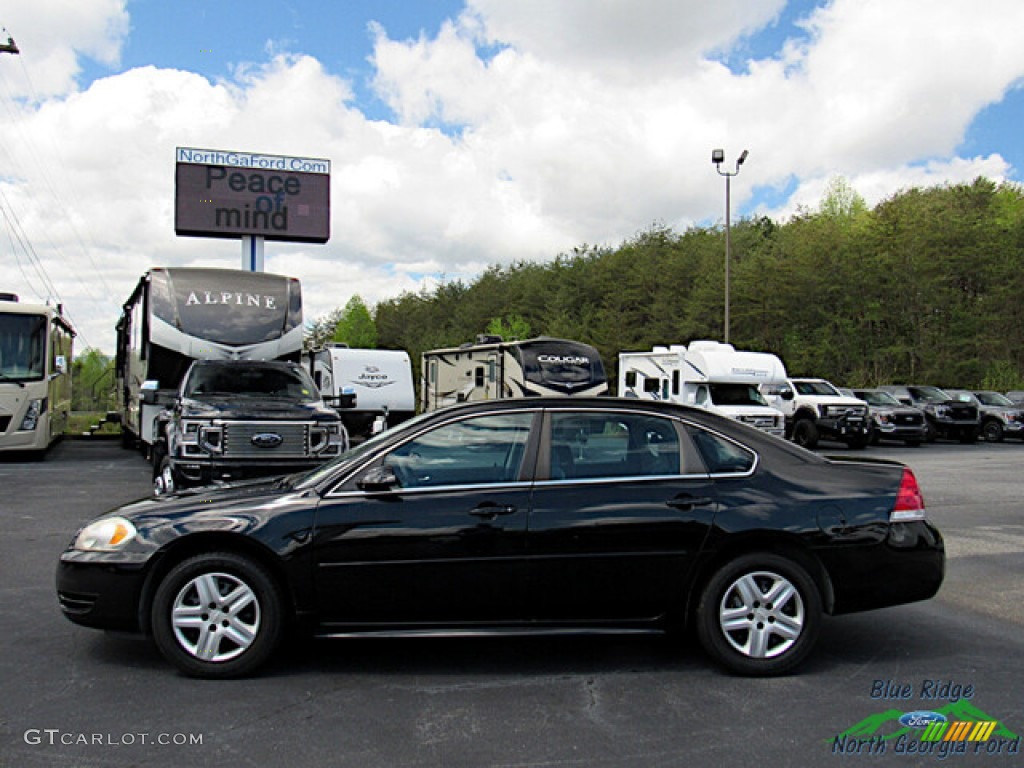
left=321, top=403, right=760, bottom=497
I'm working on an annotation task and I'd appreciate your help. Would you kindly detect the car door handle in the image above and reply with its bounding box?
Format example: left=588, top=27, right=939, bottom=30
left=666, top=495, right=714, bottom=511
left=469, top=503, right=517, bottom=519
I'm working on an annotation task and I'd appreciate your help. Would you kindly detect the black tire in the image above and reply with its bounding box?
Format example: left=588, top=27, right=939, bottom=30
left=791, top=419, right=819, bottom=449
left=959, top=427, right=979, bottom=444
left=981, top=420, right=1004, bottom=443
left=924, top=420, right=937, bottom=443
left=153, top=455, right=179, bottom=496
left=696, top=553, right=822, bottom=676
left=151, top=552, right=284, bottom=678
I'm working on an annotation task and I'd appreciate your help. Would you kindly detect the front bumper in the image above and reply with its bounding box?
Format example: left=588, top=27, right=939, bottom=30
left=56, top=550, right=151, bottom=632
left=873, top=422, right=928, bottom=441
left=818, top=415, right=870, bottom=440
left=171, top=455, right=333, bottom=486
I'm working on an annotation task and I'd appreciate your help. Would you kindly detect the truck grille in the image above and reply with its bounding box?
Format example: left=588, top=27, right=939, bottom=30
left=738, top=415, right=778, bottom=429
left=947, top=404, right=977, bottom=421
left=222, top=422, right=310, bottom=458
left=894, top=412, right=924, bottom=426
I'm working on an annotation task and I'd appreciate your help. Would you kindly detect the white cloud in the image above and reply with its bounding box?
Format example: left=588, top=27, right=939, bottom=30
left=0, top=0, right=128, bottom=98
left=2, top=0, right=1024, bottom=354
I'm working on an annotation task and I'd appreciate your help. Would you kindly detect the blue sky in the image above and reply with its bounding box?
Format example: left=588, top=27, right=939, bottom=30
left=2, top=0, right=1023, bottom=352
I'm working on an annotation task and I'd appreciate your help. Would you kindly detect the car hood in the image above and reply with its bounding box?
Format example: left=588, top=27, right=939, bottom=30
left=179, top=396, right=340, bottom=422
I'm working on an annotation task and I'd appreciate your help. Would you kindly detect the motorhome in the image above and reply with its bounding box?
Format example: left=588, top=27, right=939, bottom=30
left=421, top=336, right=608, bottom=412
left=115, top=267, right=304, bottom=452
left=0, top=293, right=75, bottom=453
left=618, top=341, right=786, bottom=436
left=306, top=345, right=416, bottom=437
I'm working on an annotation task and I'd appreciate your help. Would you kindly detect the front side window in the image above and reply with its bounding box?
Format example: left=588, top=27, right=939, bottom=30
left=385, top=412, right=534, bottom=489
left=549, top=412, right=680, bottom=480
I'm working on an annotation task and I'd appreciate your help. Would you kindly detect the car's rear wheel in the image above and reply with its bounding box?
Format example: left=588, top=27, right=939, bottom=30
left=696, top=553, right=821, bottom=676
left=152, top=552, right=284, bottom=678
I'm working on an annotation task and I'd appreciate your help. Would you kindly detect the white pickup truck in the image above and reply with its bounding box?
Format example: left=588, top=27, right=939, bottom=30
left=762, top=378, right=870, bottom=449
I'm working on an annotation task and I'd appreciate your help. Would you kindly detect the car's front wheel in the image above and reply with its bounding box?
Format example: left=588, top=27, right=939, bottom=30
left=982, top=420, right=1004, bottom=443
left=696, top=553, right=822, bottom=676
left=791, top=419, right=819, bottom=449
left=151, top=552, right=284, bottom=678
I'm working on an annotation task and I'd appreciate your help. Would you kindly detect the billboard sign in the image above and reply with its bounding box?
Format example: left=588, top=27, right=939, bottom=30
left=174, top=147, right=330, bottom=243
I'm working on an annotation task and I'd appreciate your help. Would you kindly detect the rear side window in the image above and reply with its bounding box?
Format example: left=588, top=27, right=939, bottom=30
left=549, top=412, right=680, bottom=479
left=687, top=427, right=756, bottom=475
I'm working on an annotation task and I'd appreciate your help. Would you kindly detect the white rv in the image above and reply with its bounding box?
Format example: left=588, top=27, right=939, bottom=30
left=0, top=293, right=75, bottom=454
left=306, top=345, right=416, bottom=437
left=618, top=341, right=786, bottom=437
left=421, top=336, right=608, bottom=412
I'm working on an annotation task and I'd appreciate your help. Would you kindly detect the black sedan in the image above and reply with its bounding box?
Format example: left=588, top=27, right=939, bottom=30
left=57, top=398, right=944, bottom=678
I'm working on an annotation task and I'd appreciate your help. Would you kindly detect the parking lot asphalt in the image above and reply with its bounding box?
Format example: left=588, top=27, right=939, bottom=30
left=1, top=438, right=1022, bottom=768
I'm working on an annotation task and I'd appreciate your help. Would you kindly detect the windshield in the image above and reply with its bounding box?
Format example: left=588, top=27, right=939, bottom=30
left=856, top=391, right=901, bottom=406
left=708, top=383, right=770, bottom=407
left=184, top=364, right=318, bottom=401
left=913, top=386, right=951, bottom=403
left=0, top=312, right=46, bottom=382
left=793, top=380, right=840, bottom=397
left=976, top=392, right=1013, bottom=406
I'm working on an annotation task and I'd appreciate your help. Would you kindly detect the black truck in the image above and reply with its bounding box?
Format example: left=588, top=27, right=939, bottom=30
left=150, top=359, right=350, bottom=495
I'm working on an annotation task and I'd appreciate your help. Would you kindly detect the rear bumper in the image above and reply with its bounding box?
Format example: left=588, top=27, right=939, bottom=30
left=820, top=521, right=945, bottom=615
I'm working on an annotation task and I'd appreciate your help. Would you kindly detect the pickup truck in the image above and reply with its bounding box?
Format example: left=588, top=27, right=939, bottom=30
left=150, top=359, right=349, bottom=494
left=762, top=378, right=870, bottom=449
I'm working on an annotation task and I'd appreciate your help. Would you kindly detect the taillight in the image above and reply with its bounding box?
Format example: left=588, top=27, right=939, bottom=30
left=891, top=467, right=926, bottom=522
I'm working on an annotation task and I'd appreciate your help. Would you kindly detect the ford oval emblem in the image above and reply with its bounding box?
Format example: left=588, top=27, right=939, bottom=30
left=251, top=432, right=284, bottom=448
left=899, top=711, right=948, bottom=729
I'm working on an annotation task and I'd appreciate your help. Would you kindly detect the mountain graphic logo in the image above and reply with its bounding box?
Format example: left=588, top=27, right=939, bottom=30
left=833, top=700, right=1018, bottom=743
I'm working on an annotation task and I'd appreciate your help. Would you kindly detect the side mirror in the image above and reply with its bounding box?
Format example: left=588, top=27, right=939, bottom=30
left=338, top=386, right=357, bottom=410
left=779, top=388, right=795, bottom=401
left=55, top=355, right=67, bottom=374
left=141, top=380, right=160, bottom=405
left=358, top=465, right=398, bottom=491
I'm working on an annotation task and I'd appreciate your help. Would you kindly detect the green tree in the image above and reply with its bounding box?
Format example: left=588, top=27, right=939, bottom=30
left=486, top=314, right=532, bottom=340
left=332, top=295, right=378, bottom=348
left=71, top=348, right=115, bottom=411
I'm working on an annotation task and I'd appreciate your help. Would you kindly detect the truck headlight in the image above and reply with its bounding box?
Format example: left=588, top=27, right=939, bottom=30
left=19, top=399, right=43, bottom=430
left=74, top=517, right=137, bottom=552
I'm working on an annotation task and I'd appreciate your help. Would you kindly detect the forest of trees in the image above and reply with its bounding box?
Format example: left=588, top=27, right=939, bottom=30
left=352, top=177, right=1024, bottom=392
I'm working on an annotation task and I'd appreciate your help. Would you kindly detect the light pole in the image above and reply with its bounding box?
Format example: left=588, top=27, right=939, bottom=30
left=712, top=148, right=748, bottom=344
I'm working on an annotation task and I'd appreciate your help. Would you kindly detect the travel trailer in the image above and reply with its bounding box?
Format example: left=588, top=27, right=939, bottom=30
left=618, top=341, right=786, bottom=436
left=421, top=336, right=608, bottom=412
left=0, top=293, right=75, bottom=453
left=306, top=345, right=416, bottom=437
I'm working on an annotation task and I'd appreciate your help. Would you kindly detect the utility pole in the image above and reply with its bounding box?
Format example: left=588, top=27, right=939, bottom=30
left=711, top=148, right=749, bottom=344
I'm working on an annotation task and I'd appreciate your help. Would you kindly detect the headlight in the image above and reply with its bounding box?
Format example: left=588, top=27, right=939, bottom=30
left=74, top=517, right=137, bottom=552
left=20, top=399, right=43, bottom=430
